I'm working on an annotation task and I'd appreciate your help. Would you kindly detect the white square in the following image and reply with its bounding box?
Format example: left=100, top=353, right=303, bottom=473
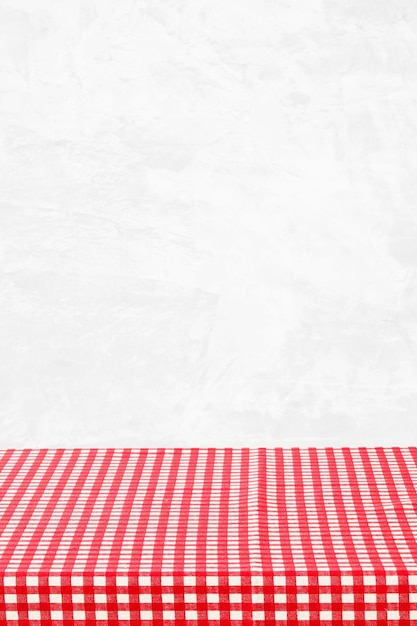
left=73, top=593, right=84, bottom=603
left=184, top=593, right=196, bottom=603
left=320, top=593, right=331, bottom=603
left=298, top=611, right=309, bottom=620
left=74, top=610, right=85, bottom=619
left=184, top=575, right=195, bottom=586
left=116, top=576, right=128, bottom=586
left=26, top=576, right=38, bottom=586
left=72, top=576, right=83, bottom=586
left=117, top=593, right=129, bottom=603
left=27, top=593, right=39, bottom=603
left=410, top=611, right=417, bottom=619
left=409, top=593, right=417, bottom=602
left=141, top=610, right=153, bottom=619
left=318, top=576, right=331, bottom=586
left=274, top=575, right=286, bottom=586
left=50, top=594, right=62, bottom=603
left=253, top=593, right=263, bottom=603
left=51, top=610, right=63, bottom=620
left=297, top=593, right=309, bottom=603
left=162, top=593, right=174, bottom=603
left=386, top=574, right=398, bottom=585
left=139, top=576, right=151, bottom=586
left=4, top=576, right=16, bottom=586
left=207, top=593, right=219, bottom=602
left=231, top=609, right=242, bottom=619
left=387, top=610, right=400, bottom=619
left=342, top=593, right=354, bottom=603
left=6, top=611, right=18, bottom=620
left=409, top=575, right=417, bottom=585
left=206, top=576, right=218, bottom=586
left=95, top=593, right=107, bottom=603
left=28, top=611, right=41, bottom=619
left=320, top=610, right=332, bottom=619
left=49, top=576, right=61, bottom=587
left=364, top=575, right=375, bottom=585
left=4, top=594, right=17, bottom=604
left=94, top=576, right=106, bottom=587
left=364, top=593, right=376, bottom=603
left=163, top=610, right=175, bottom=619
left=341, top=575, right=353, bottom=586
left=186, top=610, right=198, bottom=619
left=365, top=610, right=377, bottom=620
left=229, top=576, right=240, bottom=586
left=274, top=593, right=286, bottom=603
left=161, top=576, right=173, bottom=586
left=343, top=610, right=354, bottom=620
left=118, top=611, right=130, bottom=619
left=253, top=610, right=264, bottom=619
left=140, top=593, right=152, bottom=603
left=96, top=610, right=108, bottom=619
left=252, top=575, right=263, bottom=587
left=208, top=610, right=220, bottom=619
left=297, top=576, right=308, bottom=586
left=230, top=593, right=241, bottom=603
left=275, top=610, right=287, bottom=619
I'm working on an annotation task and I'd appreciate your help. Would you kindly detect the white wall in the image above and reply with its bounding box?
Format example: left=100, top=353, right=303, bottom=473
left=1, top=0, right=417, bottom=448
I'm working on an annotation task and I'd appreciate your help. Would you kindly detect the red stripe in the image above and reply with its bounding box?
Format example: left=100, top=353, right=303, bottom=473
left=274, top=448, right=297, bottom=622
left=195, top=449, right=215, bottom=574
left=274, top=448, right=295, bottom=571
left=0, top=449, right=16, bottom=492
left=394, top=448, right=417, bottom=519
left=83, top=449, right=131, bottom=574
left=150, top=448, right=182, bottom=571
left=130, top=448, right=165, bottom=571
left=308, top=448, right=343, bottom=622
left=292, top=448, right=318, bottom=572
left=218, top=449, right=232, bottom=621
left=195, top=448, right=215, bottom=623
left=326, top=447, right=366, bottom=621
left=238, top=448, right=252, bottom=623
left=257, top=448, right=273, bottom=572
left=257, top=448, right=275, bottom=622
left=308, top=449, right=342, bottom=572
left=146, top=446, right=179, bottom=626
left=339, top=448, right=384, bottom=571
left=217, top=449, right=232, bottom=571
left=107, top=448, right=148, bottom=571
left=325, top=448, right=363, bottom=570
left=173, top=448, right=199, bottom=573
left=237, top=448, right=250, bottom=574
left=392, top=448, right=417, bottom=541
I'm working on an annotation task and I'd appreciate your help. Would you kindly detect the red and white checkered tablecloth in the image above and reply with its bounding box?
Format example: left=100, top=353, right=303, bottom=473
left=0, top=447, right=417, bottom=625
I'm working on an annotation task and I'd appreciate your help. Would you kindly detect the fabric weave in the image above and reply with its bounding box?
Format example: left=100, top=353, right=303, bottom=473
left=0, top=447, right=416, bottom=624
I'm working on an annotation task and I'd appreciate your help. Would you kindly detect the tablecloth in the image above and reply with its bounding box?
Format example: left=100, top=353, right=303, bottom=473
left=0, top=447, right=416, bottom=624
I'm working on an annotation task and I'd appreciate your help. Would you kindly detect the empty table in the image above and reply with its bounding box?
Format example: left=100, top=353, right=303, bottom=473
left=0, top=447, right=416, bottom=624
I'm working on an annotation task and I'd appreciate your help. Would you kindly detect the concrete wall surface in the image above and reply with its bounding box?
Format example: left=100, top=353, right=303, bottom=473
left=1, top=0, right=417, bottom=448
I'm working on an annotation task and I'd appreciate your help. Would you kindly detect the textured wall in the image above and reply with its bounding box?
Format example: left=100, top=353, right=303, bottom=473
left=1, top=0, right=417, bottom=448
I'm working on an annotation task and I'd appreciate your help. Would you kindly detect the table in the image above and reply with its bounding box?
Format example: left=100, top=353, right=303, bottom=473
left=0, top=447, right=416, bottom=624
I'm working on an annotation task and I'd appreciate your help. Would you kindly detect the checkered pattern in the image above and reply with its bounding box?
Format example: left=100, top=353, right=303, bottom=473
left=0, top=447, right=416, bottom=624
